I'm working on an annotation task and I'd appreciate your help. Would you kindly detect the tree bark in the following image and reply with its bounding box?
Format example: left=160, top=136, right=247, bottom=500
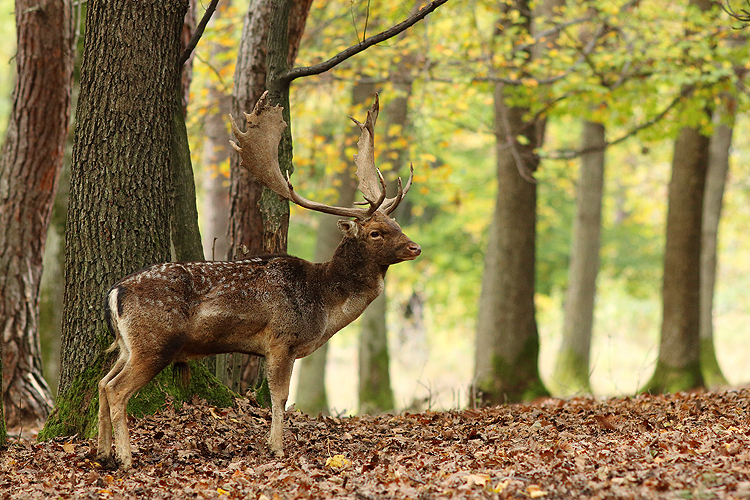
left=553, top=121, right=605, bottom=395
left=0, top=0, right=74, bottom=428
left=473, top=0, right=552, bottom=406
left=700, top=103, right=732, bottom=389
left=643, top=0, right=713, bottom=394
left=42, top=0, right=232, bottom=440
left=644, top=125, right=708, bottom=393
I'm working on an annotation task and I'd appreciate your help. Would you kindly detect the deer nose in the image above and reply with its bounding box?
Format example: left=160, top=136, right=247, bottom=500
left=409, top=243, right=421, bottom=256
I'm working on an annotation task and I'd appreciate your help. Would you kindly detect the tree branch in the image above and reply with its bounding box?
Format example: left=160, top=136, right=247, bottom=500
left=542, top=86, right=695, bottom=160
left=281, top=0, right=448, bottom=84
left=180, top=0, right=220, bottom=66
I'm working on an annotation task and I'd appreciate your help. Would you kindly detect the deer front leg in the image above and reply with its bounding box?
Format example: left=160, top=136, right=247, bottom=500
left=265, top=352, right=295, bottom=457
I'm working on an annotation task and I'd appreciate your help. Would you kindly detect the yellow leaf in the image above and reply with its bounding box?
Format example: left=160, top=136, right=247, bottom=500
left=217, top=487, right=229, bottom=495
left=325, top=454, right=351, bottom=469
left=63, top=443, right=75, bottom=453
left=489, top=479, right=510, bottom=493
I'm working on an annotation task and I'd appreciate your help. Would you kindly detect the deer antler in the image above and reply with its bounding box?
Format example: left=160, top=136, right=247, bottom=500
left=230, top=91, right=412, bottom=219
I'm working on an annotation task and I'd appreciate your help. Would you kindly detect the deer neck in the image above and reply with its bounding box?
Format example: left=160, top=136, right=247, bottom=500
left=323, top=237, right=387, bottom=305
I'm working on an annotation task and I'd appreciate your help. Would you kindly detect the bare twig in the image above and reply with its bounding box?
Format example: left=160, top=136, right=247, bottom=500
left=180, top=0, right=220, bottom=66
left=720, top=0, right=750, bottom=23
left=282, top=0, right=448, bottom=84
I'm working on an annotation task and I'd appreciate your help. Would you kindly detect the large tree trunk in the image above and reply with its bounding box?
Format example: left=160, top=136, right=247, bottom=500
left=644, top=125, right=708, bottom=393
left=229, top=0, right=312, bottom=394
left=42, top=0, right=232, bottom=441
left=553, top=121, right=605, bottom=395
left=473, top=0, right=554, bottom=405
left=474, top=94, right=546, bottom=405
left=0, top=0, right=74, bottom=428
left=700, top=103, right=732, bottom=389
left=643, top=0, right=713, bottom=394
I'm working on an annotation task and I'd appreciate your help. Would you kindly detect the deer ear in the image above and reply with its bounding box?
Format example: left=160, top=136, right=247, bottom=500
left=337, top=220, right=359, bottom=238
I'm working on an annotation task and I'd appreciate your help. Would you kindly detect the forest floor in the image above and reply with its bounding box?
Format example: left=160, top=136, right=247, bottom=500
left=2, top=389, right=750, bottom=499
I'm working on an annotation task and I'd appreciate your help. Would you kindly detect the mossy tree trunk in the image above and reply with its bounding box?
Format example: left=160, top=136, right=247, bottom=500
left=553, top=121, right=605, bottom=396
left=643, top=125, right=708, bottom=394
left=473, top=0, right=554, bottom=406
left=42, top=0, right=232, bottom=441
left=0, top=0, right=74, bottom=428
left=643, top=0, right=713, bottom=395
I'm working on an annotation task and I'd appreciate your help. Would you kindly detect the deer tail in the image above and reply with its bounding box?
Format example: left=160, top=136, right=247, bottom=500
left=104, top=285, right=125, bottom=354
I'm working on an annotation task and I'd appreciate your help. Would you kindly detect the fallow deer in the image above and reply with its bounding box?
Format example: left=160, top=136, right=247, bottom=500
left=96, top=93, right=421, bottom=469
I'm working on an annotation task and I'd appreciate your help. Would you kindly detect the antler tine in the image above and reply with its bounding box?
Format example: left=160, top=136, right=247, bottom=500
left=381, top=163, right=414, bottom=215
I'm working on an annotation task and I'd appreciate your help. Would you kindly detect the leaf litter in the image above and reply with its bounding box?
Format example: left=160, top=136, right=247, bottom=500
left=3, top=388, right=750, bottom=498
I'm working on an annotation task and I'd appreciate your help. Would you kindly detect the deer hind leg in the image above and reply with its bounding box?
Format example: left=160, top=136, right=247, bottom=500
left=103, top=353, right=171, bottom=469
left=265, top=352, right=295, bottom=457
left=97, top=352, right=128, bottom=466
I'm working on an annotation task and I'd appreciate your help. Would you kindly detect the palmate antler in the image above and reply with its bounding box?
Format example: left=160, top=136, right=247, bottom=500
left=229, top=91, right=413, bottom=219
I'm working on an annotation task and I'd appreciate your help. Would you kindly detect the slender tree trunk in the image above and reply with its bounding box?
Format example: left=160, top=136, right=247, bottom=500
left=0, top=0, right=74, bottom=428
left=700, top=102, right=732, bottom=388
left=201, top=86, right=232, bottom=262
left=359, top=292, right=395, bottom=414
left=170, top=85, right=205, bottom=262
left=294, top=81, right=375, bottom=416
left=474, top=94, right=546, bottom=405
left=42, top=0, right=233, bottom=441
left=553, top=121, right=605, bottom=395
left=358, top=70, right=413, bottom=413
left=171, top=0, right=204, bottom=262
left=229, top=0, right=311, bottom=394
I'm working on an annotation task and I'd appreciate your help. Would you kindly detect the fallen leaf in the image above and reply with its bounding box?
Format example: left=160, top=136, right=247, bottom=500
left=325, top=454, right=351, bottom=469
left=464, top=473, right=490, bottom=487
left=527, top=484, right=548, bottom=498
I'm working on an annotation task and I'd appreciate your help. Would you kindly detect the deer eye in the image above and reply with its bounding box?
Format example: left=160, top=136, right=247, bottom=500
left=369, top=230, right=381, bottom=239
